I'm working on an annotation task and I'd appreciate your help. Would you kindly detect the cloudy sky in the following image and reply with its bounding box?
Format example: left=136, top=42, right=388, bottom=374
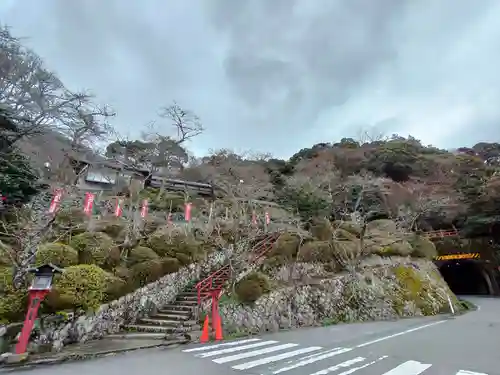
left=1, top=0, right=499, bottom=158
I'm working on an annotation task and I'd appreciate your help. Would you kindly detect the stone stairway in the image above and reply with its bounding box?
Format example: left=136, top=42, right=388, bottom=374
left=104, top=233, right=280, bottom=343
left=106, top=289, right=202, bottom=342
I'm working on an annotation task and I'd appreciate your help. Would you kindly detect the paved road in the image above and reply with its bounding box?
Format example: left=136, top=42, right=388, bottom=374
left=10, top=296, right=500, bottom=375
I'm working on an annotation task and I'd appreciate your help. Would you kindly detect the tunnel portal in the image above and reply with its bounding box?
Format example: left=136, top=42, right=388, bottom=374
left=438, top=260, right=492, bottom=295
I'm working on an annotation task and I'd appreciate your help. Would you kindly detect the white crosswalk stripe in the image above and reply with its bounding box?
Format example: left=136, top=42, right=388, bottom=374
left=181, top=338, right=489, bottom=375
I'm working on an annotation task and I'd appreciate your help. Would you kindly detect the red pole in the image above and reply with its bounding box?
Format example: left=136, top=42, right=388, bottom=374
left=15, top=290, right=49, bottom=354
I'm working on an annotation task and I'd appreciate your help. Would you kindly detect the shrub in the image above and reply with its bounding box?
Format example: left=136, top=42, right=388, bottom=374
left=69, top=232, right=120, bottom=269
left=128, top=259, right=165, bottom=288
left=299, top=240, right=332, bottom=263
left=93, top=219, right=126, bottom=239
left=0, top=267, right=27, bottom=323
left=128, top=246, right=159, bottom=266
left=161, top=257, right=180, bottom=274
left=148, top=227, right=203, bottom=265
left=0, top=242, right=15, bottom=266
left=104, top=274, right=127, bottom=301
left=36, top=243, right=78, bottom=267
left=310, top=220, right=334, bottom=241
left=235, top=272, right=270, bottom=304
left=46, top=264, right=109, bottom=312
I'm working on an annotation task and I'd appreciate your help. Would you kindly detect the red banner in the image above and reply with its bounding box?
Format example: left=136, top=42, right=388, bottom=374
left=140, top=199, right=148, bottom=218
left=114, top=198, right=123, bottom=217
left=48, top=189, right=63, bottom=213
left=184, top=203, right=192, bottom=222
left=83, top=192, right=95, bottom=215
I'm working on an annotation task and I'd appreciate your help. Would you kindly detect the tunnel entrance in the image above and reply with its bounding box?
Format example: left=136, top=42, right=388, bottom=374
left=438, top=260, right=492, bottom=295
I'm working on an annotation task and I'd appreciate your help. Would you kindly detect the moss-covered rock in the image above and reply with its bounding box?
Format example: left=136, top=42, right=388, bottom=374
left=365, top=219, right=398, bottom=233
left=128, top=246, right=159, bottom=266
left=46, top=264, right=110, bottom=312
left=69, top=232, right=120, bottom=269
left=235, top=272, right=270, bottom=304
left=332, top=221, right=362, bottom=237
left=36, top=243, right=78, bottom=267
left=392, top=265, right=449, bottom=315
left=409, top=236, right=438, bottom=259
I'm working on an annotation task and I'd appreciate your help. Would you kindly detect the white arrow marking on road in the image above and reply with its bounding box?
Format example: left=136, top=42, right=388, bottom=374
left=456, top=371, right=488, bottom=375
left=336, top=356, right=389, bottom=375
left=271, top=347, right=353, bottom=374
left=197, top=340, right=279, bottom=357
left=182, top=338, right=261, bottom=352
left=308, top=357, right=366, bottom=375
left=380, top=360, right=431, bottom=375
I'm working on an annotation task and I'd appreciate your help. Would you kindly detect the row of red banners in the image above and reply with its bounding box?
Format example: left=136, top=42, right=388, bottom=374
left=47, top=189, right=271, bottom=224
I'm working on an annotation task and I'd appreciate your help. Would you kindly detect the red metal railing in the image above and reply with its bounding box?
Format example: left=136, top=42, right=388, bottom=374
left=423, top=230, right=459, bottom=239
left=195, top=233, right=280, bottom=304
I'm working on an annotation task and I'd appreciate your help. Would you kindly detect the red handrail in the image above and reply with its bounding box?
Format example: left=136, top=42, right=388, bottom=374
left=195, top=233, right=279, bottom=304
left=424, top=230, right=458, bottom=238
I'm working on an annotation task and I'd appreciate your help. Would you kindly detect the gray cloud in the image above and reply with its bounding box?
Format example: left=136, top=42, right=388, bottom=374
left=1, top=0, right=499, bottom=158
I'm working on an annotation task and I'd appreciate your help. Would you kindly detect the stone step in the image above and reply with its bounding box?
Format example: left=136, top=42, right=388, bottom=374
left=178, top=291, right=198, bottom=296
left=160, top=305, right=194, bottom=312
left=176, top=295, right=198, bottom=300
left=125, top=324, right=201, bottom=333
left=139, top=318, right=198, bottom=327
left=174, top=299, right=198, bottom=305
left=152, top=312, right=191, bottom=320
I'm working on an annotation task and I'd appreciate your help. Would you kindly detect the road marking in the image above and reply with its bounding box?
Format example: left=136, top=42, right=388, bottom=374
left=337, top=356, right=389, bottom=375
left=308, top=357, right=366, bottom=375
left=232, top=346, right=323, bottom=370
left=182, top=338, right=261, bottom=352
left=380, top=360, right=431, bottom=375
left=214, top=343, right=299, bottom=364
left=197, top=340, right=279, bottom=357
left=456, top=371, right=488, bottom=375
left=356, top=320, right=447, bottom=348
left=271, top=347, right=353, bottom=374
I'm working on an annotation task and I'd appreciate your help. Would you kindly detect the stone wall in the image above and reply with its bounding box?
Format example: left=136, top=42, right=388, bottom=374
left=219, top=256, right=461, bottom=336
left=37, top=247, right=233, bottom=351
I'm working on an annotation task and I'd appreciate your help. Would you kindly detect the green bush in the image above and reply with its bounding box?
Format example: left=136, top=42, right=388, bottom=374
left=93, top=219, right=127, bottom=239
left=0, top=242, right=15, bottom=266
left=161, top=257, right=180, bottom=274
left=128, top=259, right=165, bottom=288
left=235, top=272, right=270, bottom=304
left=128, top=246, right=159, bottom=266
left=36, top=243, right=78, bottom=267
left=0, top=267, right=27, bottom=323
left=69, top=232, right=120, bottom=269
left=104, top=274, right=127, bottom=301
left=147, top=228, right=203, bottom=265
left=46, top=264, right=110, bottom=312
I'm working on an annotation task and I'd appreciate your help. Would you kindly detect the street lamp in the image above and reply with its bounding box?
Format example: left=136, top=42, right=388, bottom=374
left=15, top=263, right=63, bottom=355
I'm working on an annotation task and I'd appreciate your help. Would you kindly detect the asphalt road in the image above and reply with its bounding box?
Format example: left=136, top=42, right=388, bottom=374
left=10, top=296, right=499, bottom=375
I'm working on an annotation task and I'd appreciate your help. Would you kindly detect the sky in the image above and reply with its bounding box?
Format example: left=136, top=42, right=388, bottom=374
left=1, top=0, right=500, bottom=159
